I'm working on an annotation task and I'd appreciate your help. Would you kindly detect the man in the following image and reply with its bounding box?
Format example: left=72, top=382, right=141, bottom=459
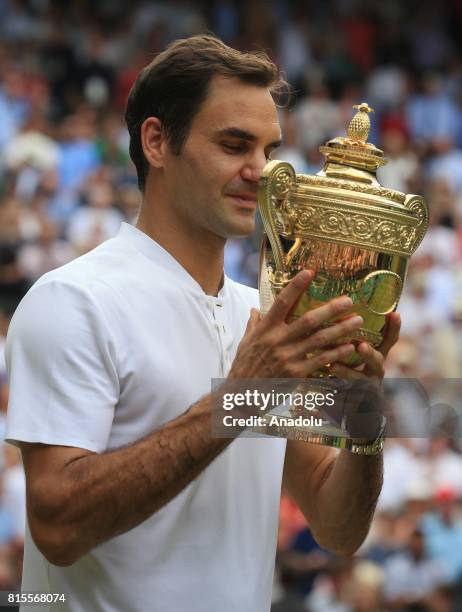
left=5, top=35, right=399, bottom=611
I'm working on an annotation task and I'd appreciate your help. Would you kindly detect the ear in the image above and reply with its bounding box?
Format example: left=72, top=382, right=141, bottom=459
left=141, top=117, right=168, bottom=169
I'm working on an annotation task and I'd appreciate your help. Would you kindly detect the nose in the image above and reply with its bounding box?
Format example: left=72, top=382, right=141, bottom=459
left=240, top=152, right=268, bottom=183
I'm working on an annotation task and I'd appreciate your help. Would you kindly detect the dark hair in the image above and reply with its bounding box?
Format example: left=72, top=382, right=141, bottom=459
left=125, top=34, right=288, bottom=192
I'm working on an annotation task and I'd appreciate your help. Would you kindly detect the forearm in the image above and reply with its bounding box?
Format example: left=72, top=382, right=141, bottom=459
left=29, top=394, right=232, bottom=565
left=309, top=450, right=383, bottom=555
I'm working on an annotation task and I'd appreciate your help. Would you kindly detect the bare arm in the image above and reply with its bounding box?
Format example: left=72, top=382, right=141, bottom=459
left=283, top=441, right=382, bottom=556
left=21, top=394, right=230, bottom=566
left=20, top=270, right=364, bottom=566
left=282, top=312, right=401, bottom=556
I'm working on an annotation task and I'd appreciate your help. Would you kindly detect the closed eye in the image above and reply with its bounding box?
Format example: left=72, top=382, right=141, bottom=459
left=222, top=142, right=247, bottom=154
left=222, top=141, right=280, bottom=160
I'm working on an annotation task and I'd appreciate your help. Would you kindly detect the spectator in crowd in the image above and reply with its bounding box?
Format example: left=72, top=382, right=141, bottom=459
left=305, top=558, right=353, bottom=612
left=377, top=126, right=419, bottom=193
left=66, top=180, right=124, bottom=254
left=422, top=486, right=462, bottom=583
left=384, top=527, right=445, bottom=609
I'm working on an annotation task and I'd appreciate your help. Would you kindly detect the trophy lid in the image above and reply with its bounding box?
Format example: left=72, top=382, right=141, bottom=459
left=257, top=99, right=429, bottom=263
left=319, top=103, right=387, bottom=172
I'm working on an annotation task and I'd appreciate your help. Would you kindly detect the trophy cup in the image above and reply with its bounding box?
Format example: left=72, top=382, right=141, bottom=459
left=256, top=103, right=429, bottom=452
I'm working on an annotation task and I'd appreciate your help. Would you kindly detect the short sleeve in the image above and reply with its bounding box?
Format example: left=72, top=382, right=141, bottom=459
left=5, top=280, right=119, bottom=453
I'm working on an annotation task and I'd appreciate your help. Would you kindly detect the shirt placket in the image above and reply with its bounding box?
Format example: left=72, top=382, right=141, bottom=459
left=210, top=301, right=232, bottom=377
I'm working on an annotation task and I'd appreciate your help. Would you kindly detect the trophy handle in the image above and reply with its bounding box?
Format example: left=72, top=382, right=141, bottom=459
left=404, top=194, right=429, bottom=253
left=257, top=160, right=297, bottom=281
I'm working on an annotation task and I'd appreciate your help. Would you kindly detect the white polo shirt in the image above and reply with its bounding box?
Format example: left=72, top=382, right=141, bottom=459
left=5, top=223, right=286, bottom=612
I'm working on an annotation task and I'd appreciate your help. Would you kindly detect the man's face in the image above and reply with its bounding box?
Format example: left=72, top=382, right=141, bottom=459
left=162, top=75, right=282, bottom=239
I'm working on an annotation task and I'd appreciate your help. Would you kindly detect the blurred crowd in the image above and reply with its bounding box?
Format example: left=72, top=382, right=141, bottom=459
left=1, top=0, right=462, bottom=608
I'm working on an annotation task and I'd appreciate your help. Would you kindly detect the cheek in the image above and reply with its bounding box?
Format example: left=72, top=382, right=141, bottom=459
left=192, top=158, right=239, bottom=197
left=217, top=161, right=247, bottom=194
left=175, top=143, right=244, bottom=199
left=165, top=158, right=199, bottom=198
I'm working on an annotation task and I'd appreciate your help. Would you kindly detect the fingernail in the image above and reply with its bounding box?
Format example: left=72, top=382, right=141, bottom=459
left=350, top=315, right=363, bottom=326
left=297, top=270, right=311, bottom=282
left=338, top=297, right=353, bottom=308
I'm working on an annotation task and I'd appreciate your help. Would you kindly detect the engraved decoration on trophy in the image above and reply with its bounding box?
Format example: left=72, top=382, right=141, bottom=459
left=256, top=103, right=429, bottom=450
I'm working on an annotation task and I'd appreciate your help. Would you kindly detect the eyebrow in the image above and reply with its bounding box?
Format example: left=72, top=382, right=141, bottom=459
left=218, top=127, right=282, bottom=149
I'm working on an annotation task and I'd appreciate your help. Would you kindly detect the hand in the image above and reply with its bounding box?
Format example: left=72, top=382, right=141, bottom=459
left=228, top=270, right=364, bottom=380
left=329, top=312, right=401, bottom=442
left=330, top=311, right=401, bottom=382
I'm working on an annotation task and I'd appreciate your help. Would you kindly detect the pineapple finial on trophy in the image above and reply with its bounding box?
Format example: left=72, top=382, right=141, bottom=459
left=348, top=102, right=374, bottom=143
left=319, top=101, right=385, bottom=171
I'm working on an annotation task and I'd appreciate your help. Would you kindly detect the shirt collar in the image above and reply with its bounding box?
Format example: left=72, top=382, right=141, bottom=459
left=117, top=222, right=228, bottom=300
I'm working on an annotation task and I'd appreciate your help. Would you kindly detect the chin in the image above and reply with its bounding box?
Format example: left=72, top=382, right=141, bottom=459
left=235, top=209, right=258, bottom=234
left=227, top=219, right=255, bottom=238
left=213, top=209, right=256, bottom=239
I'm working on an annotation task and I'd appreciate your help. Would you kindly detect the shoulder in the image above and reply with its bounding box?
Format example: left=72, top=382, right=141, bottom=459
left=35, top=234, right=139, bottom=294
left=8, top=236, right=140, bottom=350
left=20, top=232, right=148, bottom=320
left=7, top=275, right=110, bottom=364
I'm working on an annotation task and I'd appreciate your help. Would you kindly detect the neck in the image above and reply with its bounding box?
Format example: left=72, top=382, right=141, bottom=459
left=136, top=198, right=226, bottom=297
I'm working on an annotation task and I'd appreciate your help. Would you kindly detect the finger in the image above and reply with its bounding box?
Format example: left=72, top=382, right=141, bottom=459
left=330, top=362, right=369, bottom=380
left=244, top=308, right=261, bottom=336
left=290, top=315, right=363, bottom=358
left=283, top=295, right=353, bottom=342
left=303, top=343, right=356, bottom=377
left=260, top=270, right=313, bottom=330
left=356, top=342, right=385, bottom=378
left=377, top=312, right=401, bottom=358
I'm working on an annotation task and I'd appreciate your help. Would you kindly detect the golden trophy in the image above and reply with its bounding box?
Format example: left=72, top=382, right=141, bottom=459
left=256, top=103, right=429, bottom=452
